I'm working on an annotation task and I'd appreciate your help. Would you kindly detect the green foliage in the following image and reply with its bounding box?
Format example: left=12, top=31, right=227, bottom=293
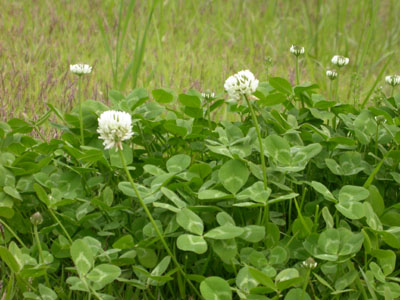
left=2, top=68, right=400, bottom=299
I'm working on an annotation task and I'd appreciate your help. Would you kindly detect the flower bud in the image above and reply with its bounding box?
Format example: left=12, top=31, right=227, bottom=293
left=290, top=45, right=305, bottom=57
left=202, top=91, right=215, bottom=100
left=30, top=212, right=43, bottom=226
left=326, top=70, right=338, bottom=80
left=331, top=55, right=349, bottom=67
left=302, top=257, right=317, bottom=269
left=385, top=75, right=400, bottom=87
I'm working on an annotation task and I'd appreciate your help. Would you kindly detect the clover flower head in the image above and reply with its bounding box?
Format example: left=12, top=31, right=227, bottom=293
left=97, top=110, right=134, bottom=151
left=302, top=257, right=317, bottom=269
left=385, top=75, right=400, bottom=87
left=326, top=69, right=338, bottom=80
left=331, top=55, right=349, bottom=67
left=290, top=45, right=305, bottom=56
left=70, top=64, right=92, bottom=75
left=224, top=70, right=259, bottom=100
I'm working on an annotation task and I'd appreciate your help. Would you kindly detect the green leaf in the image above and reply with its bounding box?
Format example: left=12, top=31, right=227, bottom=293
left=178, top=93, right=201, bottom=108
left=148, top=256, right=172, bottom=286
left=211, top=239, right=237, bottom=264
left=366, top=185, right=385, bottom=216
left=284, top=288, right=311, bottom=300
left=318, top=229, right=340, bottom=255
left=102, top=186, right=114, bottom=206
left=33, top=183, right=50, bottom=207
left=218, top=159, right=249, bottom=194
left=87, top=264, right=121, bottom=290
left=334, top=270, right=358, bottom=290
left=161, top=187, right=187, bottom=208
left=0, top=246, right=21, bottom=273
left=176, top=208, right=204, bottom=235
left=311, top=181, right=337, bottom=203
left=239, top=225, right=265, bottom=243
left=112, top=235, right=134, bottom=250
left=200, top=276, right=232, bottom=300
left=137, top=247, right=158, bottom=269
left=269, top=77, right=293, bottom=95
left=336, top=201, right=365, bottom=220
left=38, top=284, right=57, bottom=300
left=269, top=246, right=289, bottom=265
left=371, top=249, right=396, bottom=276
left=236, top=266, right=258, bottom=292
left=177, top=234, right=208, bottom=254
left=70, top=239, right=94, bottom=275
left=237, top=182, right=271, bottom=204
left=264, top=135, right=291, bottom=165
left=166, top=154, right=191, bottom=173
left=205, top=224, right=244, bottom=240
left=152, top=88, right=175, bottom=104
left=259, top=93, right=287, bottom=106
left=198, top=189, right=230, bottom=200
left=338, top=185, right=370, bottom=202
left=248, top=267, right=277, bottom=291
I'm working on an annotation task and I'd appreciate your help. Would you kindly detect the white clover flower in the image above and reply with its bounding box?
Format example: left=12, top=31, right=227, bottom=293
left=331, top=55, right=349, bottom=67
left=97, top=110, right=134, bottom=151
left=290, top=45, right=305, bottom=56
left=326, top=69, right=338, bottom=80
left=224, top=70, right=259, bottom=100
left=385, top=75, right=400, bottom=87
left=302, top=257, right=317, bottom=269
left=70, top=64, right=92, bottom=75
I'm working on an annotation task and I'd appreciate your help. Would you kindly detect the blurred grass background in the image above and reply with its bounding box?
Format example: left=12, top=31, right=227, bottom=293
left=1, top=0, right=399, bottom=120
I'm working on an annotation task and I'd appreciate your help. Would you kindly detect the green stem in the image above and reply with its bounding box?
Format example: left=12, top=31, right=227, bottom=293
left=34, top=225, right=50, bottom=286
left=243, top=95, right=269, bottom=227
left=391, top=85, right=395, bottom=97
left=207, top=101, right=212, bottom=129
left=335, top=73, right=340, bottom=102
left=78, top=76, right=85, bottom=146
left=296, top=56, right=300, bottom=85
left=0, top=219, right=27, bottom=248
left=118, top=150, right=202, bottom=299
left=48, top=209, right=73, bottom=244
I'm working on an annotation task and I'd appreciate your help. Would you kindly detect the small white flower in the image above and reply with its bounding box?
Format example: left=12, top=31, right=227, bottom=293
left=224, top=70, right=259, bottom=100
left=385, top=75, right=400, bottom=87
left=331, top=55, right=349, bottom=67
left=70, top=64, right=92, bottom=75
left=97, top=110, right=134, bottom=151
left=326, top=69, right=338, bottom=80
left=202, top=92, right=215, bottom=99
left=290, top=45, right=305, bottom=56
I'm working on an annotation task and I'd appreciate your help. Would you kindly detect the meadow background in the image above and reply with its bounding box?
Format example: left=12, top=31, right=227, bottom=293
left=1, top=0, right=400, bottom=121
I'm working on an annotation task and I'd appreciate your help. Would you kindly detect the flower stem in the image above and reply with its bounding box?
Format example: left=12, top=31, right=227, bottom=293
left=48, top=209, right=73, bottom=244
left=296, top=56, right=300, bottom=85
left=78, top=76, right=85, bottom=146
left=243, top=95, right=269, bottom=227
left=0, top=218, right=27, bottom=248
left=391, top=86, right=395, bottom=97
left=335, top=73, right=340, bottom=102
left=118, top=150, right=202, bottom=299
left=33, top=225, right=50, bottom=286
left=301, top=268, right=311, bottom=300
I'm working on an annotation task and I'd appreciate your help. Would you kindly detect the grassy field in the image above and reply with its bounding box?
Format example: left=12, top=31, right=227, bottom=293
left=1, top=0, right=400, bottom=120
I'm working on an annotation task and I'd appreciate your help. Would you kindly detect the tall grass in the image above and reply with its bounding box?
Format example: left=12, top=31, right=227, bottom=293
left=1, top=0, right=400, bottom=120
